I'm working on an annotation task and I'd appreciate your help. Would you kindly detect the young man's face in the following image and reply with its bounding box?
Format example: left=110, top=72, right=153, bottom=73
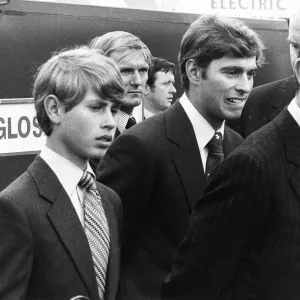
left=148, top=71, right=176, bottom=112
left=196, top=56, right=257, bottom=129
left=57, top=87, right=120, bottom=166
left=110, top=49, right=149, bottom=109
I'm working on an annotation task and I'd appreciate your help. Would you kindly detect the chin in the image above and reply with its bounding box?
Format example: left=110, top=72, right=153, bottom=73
left=124, top=98, right=142, bottom=108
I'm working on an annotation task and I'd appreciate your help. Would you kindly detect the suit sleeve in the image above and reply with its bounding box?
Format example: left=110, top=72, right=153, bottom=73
left=0, top=195, right=33, bottom=300
left=96, top=132, right=155, bottom=249
left=161, top=150, right=270, bottom=300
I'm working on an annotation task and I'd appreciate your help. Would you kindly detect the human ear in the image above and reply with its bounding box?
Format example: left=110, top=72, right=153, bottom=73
left=144, top=84, right=150, bottom=95
left=44, top=95, right=64, bottom=125
left=185, top=59, right=202, bottom=86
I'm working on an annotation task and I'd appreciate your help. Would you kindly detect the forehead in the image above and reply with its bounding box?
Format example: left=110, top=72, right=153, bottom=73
left=110, top=49, right=149, bottom=67
left=82, top=86, right=124, bottom=105
left=155, top=71, right=175, bottom=82
left=209, top=56, right=257, bottom=70
left=288, top=20, right=300, bottom=44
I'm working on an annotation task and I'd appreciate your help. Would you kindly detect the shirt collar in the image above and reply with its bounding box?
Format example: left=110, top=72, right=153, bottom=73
left=144, top=109, right=155, bottom=119
left=288, top=97, right=300, bottom=127
left=115, top=110, right=130, bottom=133
left=179, top=93, right=225, bottom=149
left=40, top=146, right=94, bottom=197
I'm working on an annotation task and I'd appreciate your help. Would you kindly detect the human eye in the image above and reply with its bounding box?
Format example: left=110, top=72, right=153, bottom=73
left=225, top=70, right=239, bottom=78
left=139, top=67, right=148, bottom=75
left=121, top=68, right=133, bottom=76
left=290, top=42, right=299, bottom=50
left=247, top=70, right=257, bottom=79
left=111, top=106, right=119, bottom=116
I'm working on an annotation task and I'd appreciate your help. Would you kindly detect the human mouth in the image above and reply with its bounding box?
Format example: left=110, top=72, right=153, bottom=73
left=226, top=98, right=246, bottom=104
left=96, top=134, right=113, bottom=147
left=128, top=90, right=142, bottom=94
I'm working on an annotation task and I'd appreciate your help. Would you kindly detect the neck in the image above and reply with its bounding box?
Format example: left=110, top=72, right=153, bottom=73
left=120, top=105, right=133, bottom=115
left=144, top=98, right=160, bottom=114
left=185, top=89, right=223, bottom=131
left=46, top=138, right=87, bottom=170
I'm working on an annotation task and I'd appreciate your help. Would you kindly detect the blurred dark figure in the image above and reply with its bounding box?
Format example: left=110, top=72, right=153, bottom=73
left=227, top=18, right=296, bottom=137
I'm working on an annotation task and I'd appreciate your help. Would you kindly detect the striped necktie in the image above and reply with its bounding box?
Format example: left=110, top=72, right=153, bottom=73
left=78, top=171, right=110, bottom=299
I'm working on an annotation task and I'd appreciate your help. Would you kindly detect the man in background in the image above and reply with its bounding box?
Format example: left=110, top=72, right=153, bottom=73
left=97, top=14, right=264, bottom=300
left=143, top=57, right=176, bottom=119
left=89, top=31, right=153, bottom=136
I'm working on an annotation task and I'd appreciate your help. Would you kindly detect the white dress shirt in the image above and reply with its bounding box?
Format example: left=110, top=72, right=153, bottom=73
left=40, top=146, right=94, bottom=227
left=288, top=97, right=300, bottom=127
left=115, top=110, right=131, bottom=133
left=144, top=109, right=155, bottom=119
left=179, top=93, right=225, bottom=172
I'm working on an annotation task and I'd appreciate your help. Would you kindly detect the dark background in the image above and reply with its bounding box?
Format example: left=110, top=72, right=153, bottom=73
left=0, top=0, right=292, bottom=191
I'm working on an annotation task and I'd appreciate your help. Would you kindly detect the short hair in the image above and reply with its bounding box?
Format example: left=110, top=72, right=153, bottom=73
left=89, top=31, right=153, bottom=66
left=146, top=57, right=176, bottom=88
left=179, top=14, right=265, bottom=90
left=33, top=46, right=125, bottom=136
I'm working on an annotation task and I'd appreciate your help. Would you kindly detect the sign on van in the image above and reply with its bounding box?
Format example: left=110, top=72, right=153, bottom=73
left=0, top=99, right=46, bottom=156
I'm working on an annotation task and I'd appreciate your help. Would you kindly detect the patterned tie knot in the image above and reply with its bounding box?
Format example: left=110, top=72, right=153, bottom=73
left=207, top=132, right=223, bottom=154
left=78, top=171, right=95, bottom=191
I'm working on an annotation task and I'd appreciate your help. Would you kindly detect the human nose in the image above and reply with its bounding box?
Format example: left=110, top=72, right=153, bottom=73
left=170, top=84, right=176, bottom=94
left=236, top=74, right=252, bottom=94
left=103, top=110, right=116, bottom=130
left=130, top=70, right=143, bottom=86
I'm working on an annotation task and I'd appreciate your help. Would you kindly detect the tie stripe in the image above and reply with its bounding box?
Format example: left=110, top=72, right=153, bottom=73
left=79, top=171, right=110, bottom=299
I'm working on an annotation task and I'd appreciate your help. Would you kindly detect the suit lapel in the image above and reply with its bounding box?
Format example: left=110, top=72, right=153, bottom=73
left=274, top=108, right=300, bottom=200
left=223, top=126, right=241, bottom=157
left=268, top=76, right=296, bottom=120
left=28, top=157, right=99, bottom=300
left=166, top=101, right=206, bottom=211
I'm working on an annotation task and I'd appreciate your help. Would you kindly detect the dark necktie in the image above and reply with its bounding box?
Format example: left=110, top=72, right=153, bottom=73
left=126, top=116, right=136, bottom=129
left=205, top=132, right=224, bottom=177
left=78, top=171, right=110, bottom=300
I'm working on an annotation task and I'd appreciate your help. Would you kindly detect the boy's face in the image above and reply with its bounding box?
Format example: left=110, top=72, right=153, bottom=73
left=195, top=56, right=257, bottom=129
left=57, top=87, right=120, bottom=167
left=110, top=49, right=149, bottom=109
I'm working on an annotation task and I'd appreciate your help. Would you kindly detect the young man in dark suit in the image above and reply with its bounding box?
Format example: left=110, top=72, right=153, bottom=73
left=96, top=14, right=265, bottom=300
left=0, top=47, right=124, bottom=300
left=162, top=9, right=300, bottom=300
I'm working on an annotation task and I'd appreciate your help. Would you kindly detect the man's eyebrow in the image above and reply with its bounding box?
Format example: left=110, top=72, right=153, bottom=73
left=86, top=98, right=108, bottom=104
left=220, top=66, right=257, bottom=72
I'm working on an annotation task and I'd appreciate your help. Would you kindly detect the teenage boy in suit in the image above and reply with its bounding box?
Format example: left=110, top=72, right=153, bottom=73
left=0, top=46, right=124, bottom=300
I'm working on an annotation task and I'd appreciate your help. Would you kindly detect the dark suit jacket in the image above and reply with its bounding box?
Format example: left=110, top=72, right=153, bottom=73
left=0, top=156, right=121, bottom=300
left=162, top=107, right=300, bottom=300
left=96, top=100, right=243, bottom=300
left=227, top=76, right=296, bottom=137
